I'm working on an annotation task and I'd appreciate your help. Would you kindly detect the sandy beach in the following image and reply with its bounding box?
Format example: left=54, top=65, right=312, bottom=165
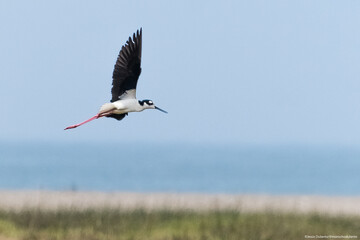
left=0, top=191, right=359, bottom=215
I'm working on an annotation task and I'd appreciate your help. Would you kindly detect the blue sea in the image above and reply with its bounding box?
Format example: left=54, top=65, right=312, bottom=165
left=0, top=142, right=359, bottom=195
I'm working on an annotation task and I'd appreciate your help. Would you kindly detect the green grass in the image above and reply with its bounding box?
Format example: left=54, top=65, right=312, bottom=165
left=0, top=209, right=359, bottom=240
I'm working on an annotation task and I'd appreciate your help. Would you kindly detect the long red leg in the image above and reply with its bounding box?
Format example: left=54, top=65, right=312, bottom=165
left=64, top=115, right=101, bottom=130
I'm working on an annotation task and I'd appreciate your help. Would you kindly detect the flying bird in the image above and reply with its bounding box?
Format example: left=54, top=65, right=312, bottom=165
left=65, top=28, right=167, bottom=130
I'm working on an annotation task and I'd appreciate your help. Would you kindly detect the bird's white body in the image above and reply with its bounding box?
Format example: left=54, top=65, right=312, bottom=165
left=113, top=99, right=144, bottom=113
left=99, top=99, right=145, bottom=115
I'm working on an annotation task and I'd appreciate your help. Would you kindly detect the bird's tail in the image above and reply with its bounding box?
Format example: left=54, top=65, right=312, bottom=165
left=99, top=103, right=115, bottom=115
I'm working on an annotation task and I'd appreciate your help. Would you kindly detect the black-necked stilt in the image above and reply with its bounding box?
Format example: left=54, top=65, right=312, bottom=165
left=65, top=28, right=167, bottom=130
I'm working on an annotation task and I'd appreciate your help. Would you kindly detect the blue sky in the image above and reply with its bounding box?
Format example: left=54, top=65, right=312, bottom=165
left=1, top=0, right=360, bottom=146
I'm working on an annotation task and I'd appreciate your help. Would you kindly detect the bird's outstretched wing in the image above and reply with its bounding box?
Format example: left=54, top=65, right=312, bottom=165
left=111, top=28, right=142, bottom=102
left=106, top=113, right=127, bottom=121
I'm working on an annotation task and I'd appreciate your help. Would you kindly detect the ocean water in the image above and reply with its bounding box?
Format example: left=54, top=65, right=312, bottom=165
left=0, top=142, right=359, bottom=195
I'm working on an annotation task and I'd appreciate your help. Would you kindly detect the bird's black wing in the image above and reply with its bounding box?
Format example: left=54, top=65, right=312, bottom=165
left=111, top=28, right=142, bottom=102
left=106, top=113, right=127, bottom=121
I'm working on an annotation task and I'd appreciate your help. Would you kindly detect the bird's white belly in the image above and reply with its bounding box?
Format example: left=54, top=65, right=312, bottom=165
left=112, top=99, right=142, bottom=114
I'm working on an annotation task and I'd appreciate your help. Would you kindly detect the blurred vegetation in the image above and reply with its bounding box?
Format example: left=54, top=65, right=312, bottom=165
left=0, top=209, right=359, bottom=240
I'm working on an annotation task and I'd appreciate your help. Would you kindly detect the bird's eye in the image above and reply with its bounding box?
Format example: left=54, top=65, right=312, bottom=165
left=149, top=101, right=153, bottom=104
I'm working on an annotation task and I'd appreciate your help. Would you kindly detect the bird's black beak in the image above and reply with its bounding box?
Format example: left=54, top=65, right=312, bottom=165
left=155, top=106, right=168, bottom=114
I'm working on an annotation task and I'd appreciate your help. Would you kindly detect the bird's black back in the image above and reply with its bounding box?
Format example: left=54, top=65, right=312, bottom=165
left=111, top=28, right=142, bottom=102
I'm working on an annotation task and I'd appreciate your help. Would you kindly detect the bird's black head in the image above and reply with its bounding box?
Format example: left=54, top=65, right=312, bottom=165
left=138, top=99, right=154, bottom=106
left=138, top=99, right=168, bottom=113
